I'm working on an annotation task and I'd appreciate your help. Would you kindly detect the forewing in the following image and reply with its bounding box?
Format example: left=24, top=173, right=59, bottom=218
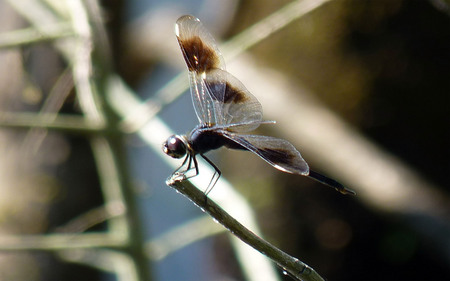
left=175, top=15, right=225, bottom=72
left=175, top=15, right=225, bottom=126
left=222, top=132, right=310, bottom=175
left=204, top=69, right=263, bottom=132
left=187, top=72, right=218, bottom=125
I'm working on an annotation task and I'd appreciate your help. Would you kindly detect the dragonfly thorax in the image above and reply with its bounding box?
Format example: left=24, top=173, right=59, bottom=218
left=189, top=126, right=230, bottom=154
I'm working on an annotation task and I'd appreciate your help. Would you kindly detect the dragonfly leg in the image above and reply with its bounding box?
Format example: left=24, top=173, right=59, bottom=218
left=177, top=153, right=200, bottom=180
left=174, top=154, right=190, bottom=174
left=171, top=154, right=191, bottom=182
left=200, top=154, right=221, bottom=195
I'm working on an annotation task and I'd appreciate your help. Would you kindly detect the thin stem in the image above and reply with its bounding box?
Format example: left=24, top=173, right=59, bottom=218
left=166, top=178, right=325, bottom=281
left=66, top=0, right=105, bottom=125
left=5, top=1, right=151, bottom=280
left=0, top=112, right=105, bottom=133
left=55, top=202, right=125, bottom=234
left=22, top=68, right=75, bottom=152
left=0, top=23, right=74, bottom=49
left=221, top=0, right=332, bottom=59
left=89, top=137, right=130, bottom=235
left=145, top=215, right=225, bottom=261
left=0, top=233, right=125, bottom=250
left=58, top=248, right=139, bottom=281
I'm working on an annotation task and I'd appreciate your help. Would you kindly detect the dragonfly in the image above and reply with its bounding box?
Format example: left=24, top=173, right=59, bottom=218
left=162, top=15, right=355, bottom=196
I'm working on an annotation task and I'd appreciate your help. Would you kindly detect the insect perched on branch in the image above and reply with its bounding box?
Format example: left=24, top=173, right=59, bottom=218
left=163, top=15, right=355, bottom=196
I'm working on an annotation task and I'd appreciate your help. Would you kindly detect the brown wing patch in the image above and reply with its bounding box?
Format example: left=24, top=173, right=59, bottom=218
left=205, top=81, right=249, bottom=104
left=259, top=148, right=296, bottom=167
left=223, top=82, right=249, bottom=103
left=178, top=36, right=220, bottom=73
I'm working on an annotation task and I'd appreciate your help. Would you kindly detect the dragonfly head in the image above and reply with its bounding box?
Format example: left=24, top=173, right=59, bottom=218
left=162, top=135, right=188, bottom=159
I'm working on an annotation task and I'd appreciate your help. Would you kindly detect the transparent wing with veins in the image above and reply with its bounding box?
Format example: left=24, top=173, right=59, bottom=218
left=175, top=15, right=263, bottom=132
left=221, top=131, right=310, bottom=175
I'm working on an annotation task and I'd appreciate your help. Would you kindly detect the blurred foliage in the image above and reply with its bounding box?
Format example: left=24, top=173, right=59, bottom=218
left=231, top=0, right=449, bottom=188
left=1, top=0, right=449, bottom=280
left=221, top=0, right=450, bottom=280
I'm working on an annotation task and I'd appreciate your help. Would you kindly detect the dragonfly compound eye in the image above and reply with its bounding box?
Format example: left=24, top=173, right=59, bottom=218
left=162, top=135, right=187, bottom=158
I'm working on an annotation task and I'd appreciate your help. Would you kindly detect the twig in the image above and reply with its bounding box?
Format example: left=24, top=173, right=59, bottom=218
left=5, top=1, right=150, bottom=280
left=108, top=74, right=281, bottom=281
left=55, top=202, right=125, bottom=234
left=58, top=248, right=139, bottom=281
left=66, top=0, right=105, bottom=125
left=89, top=137, right=130, bottom=235
left=145, top=215, right=225, bottom=261
left=0, top=233, right=125, bottom=250
left=0, top=112, right=105, bottom=133
left=166, top=178, right=325, bottom=281
left=0, top=23, right=74, bottom=49
left=221, top=0, right=332, bottom=58
left=22, top=68, right=76, bottom=153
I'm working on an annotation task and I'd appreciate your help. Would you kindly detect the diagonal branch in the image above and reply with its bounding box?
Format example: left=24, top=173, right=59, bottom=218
left=166, top=177, right=325, bottom=281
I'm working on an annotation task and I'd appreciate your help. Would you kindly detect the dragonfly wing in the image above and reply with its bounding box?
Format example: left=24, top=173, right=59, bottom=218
left=176, top=15, right=225, bottom=126
left=175, top=15, right=225, bottom=73
left=176, top=15, right=263, bottom=131
left=187, top=71, right=219, bottom=125
left=221, top=132, right=310, bottom=175
left=204, top=69, right=263, bottom=131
